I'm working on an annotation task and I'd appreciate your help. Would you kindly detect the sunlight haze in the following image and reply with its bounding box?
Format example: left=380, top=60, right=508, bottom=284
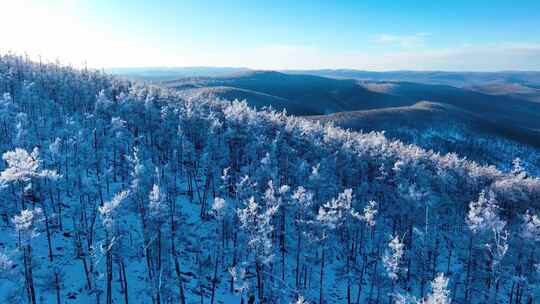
left=2, top=0, right=540, bottom=70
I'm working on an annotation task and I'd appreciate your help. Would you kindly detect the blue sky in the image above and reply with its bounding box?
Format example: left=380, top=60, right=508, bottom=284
left=2, top=0, right=540, bottom=70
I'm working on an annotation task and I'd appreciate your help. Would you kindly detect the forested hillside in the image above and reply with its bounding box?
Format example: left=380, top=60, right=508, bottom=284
left=163, top=71, right=414, bottom=115
left=308, top=101, right=540, bottom=175
left=0, top=54, right=540, bottom=304
left=160, top=71, right=540, bottom=162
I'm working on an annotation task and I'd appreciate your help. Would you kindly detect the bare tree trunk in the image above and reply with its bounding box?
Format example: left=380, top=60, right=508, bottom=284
left=170, top=200, right=186, bottom=304
left=106, top=233, right=113, bottom=304
left=23, top=245, right=37, bottom=304
left=52, top=271, right=61, bottom=304
left=465, top=235, right=474, bottom=302
left=280, top=206, right=286, bottom=282
left=319, top=246, right=325, bottom=304
left=121, top=260, right=129, bottom=304
left=256, top=261, right=264, bottom=304
left=210, top=249, right=219, bottom=304
left=230, top=231, right=238, bottom=293
left=295, top=229, right=301, bottom=288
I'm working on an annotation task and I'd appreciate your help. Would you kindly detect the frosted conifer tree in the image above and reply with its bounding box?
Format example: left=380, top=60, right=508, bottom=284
left=361, top=200, right=378, bottom=227
left=383, top=235, right=405, bottom=280
left=393, top=273, right=451, bottom=304
left=12, top=208, right=42, bottom=304
left=466, top=190, right=508, bottom=301
left=238, top=196, right=277, bottom=302
left=522, top=209, right=540, bottom=241
left=467, top=190, right=508, bottom=263
left=99, top=190, right=129, bottom=304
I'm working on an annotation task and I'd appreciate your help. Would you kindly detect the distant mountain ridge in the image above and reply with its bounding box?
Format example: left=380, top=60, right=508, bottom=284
left=164, top=70, right=415, bottom=115
left=106, top=66, right=250, bottom=81
left=162, top=70, right=540, bottom=145
left=107, top=67, right=540, bottom=86
left=283, top=69, right=540, bottom=87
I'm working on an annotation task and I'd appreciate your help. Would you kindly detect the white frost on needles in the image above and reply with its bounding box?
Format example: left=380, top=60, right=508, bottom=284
left=394, top=273, right=451, bottom=304
left=317, top=188, right=359, bottom=229
left=362, top=200, right=378, bottom=227
left=467, top=190, right=504, bottom=234
left=423, top=273, right=451, bottom=304
left=0, top=147, right=59, bottom=183
left=12, top=208, right=42, bottom=244
left=99, top=190, right=129, bottom=229
left=467, top=190, right=508, bottom=264
left=522, top=209, right=540, bottom=241
left=1, top=148, right=40, bottom=183
left=383, top=234, right=405, bottom=280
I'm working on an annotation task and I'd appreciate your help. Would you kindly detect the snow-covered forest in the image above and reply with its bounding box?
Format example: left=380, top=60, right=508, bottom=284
left=0, top=54, right=539, bottom=304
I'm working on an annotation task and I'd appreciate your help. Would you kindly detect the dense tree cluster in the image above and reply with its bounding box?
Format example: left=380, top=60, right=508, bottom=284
left=384, top=124, right=540, bottom=176
left=0, top=54, right=539, bottom=303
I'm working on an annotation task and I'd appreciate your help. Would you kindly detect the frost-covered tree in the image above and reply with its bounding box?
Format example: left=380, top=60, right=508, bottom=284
left=361, top=200, right=378, bottom=227
left=98, top=190, right=129, bottom=304
left=394, top=273, right=451, bottom=304
left=147, top=183, right=169, bottom=304
left=0, top=252, right=13, bottom=277
left=238, top=196, right=277, bottom=303
left=262, top=180, right=290, bottom=287
left=316, top=189, right=358, bottom=229
left=293, top=295, right=308, bottom=304
left=316, top=188, right=362, bottom=304
left=423, top=273, right=451, bottom=304
left=467, top=191, right=509, bottom=265
left=12, top=208, right=43, bottom=304
left=522, top=209, right=540, bottom=242
left=148, top=184, right=167, bottom=224
left=383, top=235, right=405, bottom=281
left=0, top=148, right=48, bottom=210
left=212, top=196, right=228, bottom=261
left=466, top=190, right=508, bottom=301
left=290, top=186, right=314, bottom=288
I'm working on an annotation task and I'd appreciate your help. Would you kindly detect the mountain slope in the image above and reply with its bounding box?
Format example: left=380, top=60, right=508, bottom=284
left=283, top=69, right=540, bottom=87
left=308, top=101, right=477, bottom=130
left=165, top=71, right=415, bottom=115
left=358, top=81, right=540, bottom=144
left=165, top=71, right=540, bottom=149
left=309, top=100, right=540, bottom=171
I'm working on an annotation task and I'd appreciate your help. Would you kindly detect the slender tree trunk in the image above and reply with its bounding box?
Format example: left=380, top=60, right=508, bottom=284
left=23, top=245, right=37, bottom=304
left=465, top=234, right=474, bottom=302
left=170, top=203, right=186, bottom=304
left=255, top=260, right=264, bottom=304
left=446, top=245, right=453, bottom=274
left=156, top=228, right=162, bottom=304
left=319, top=246, right=325, bottom=304
left=280, top=206, right=286, bottom=282
left=295, top=229, right=301, bottom=288
left=55, top=272, right=61, bottom=304
left=106, top=233, right=113, bottom=304
left=210, top=249, right=219, bottom=304
left=230, top=231, right=238, bottom=293
left=121, top=260, right=129, bottom=304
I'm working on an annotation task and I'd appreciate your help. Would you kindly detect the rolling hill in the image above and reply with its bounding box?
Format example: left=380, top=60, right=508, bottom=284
left=283, top=69, right=540, bottom=87
left=285, top=69, right=540, bottom=103
left=163, top=71, right=540, bottom=148
left=164, top=70, right=415, bottom=115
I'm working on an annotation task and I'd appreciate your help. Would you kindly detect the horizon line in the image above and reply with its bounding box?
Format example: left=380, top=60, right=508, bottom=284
left=105, top=66, right=540, bottom=74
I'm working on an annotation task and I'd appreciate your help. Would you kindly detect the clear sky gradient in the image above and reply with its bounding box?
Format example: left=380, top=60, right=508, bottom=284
left=2, top=0, right=540, bottom=71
